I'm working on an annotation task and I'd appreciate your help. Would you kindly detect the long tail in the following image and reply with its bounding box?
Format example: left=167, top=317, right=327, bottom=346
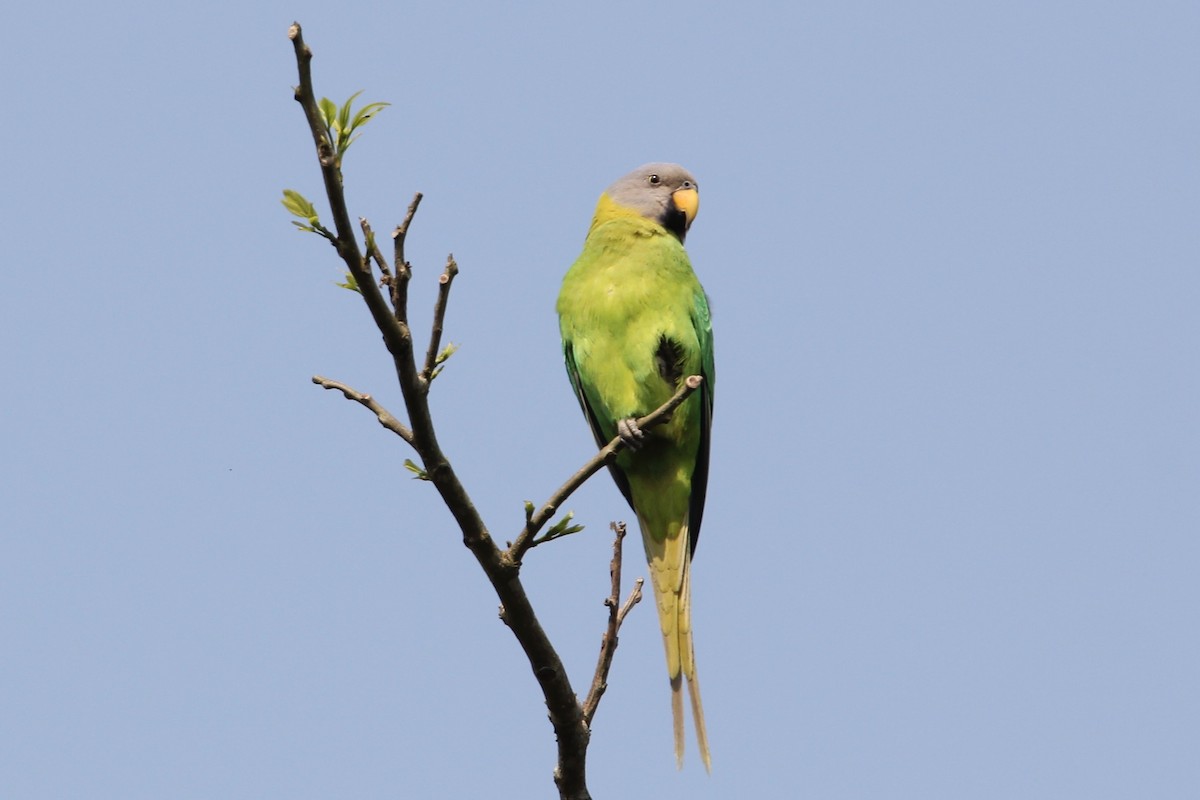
left=642, top=514, right=712, bottom=772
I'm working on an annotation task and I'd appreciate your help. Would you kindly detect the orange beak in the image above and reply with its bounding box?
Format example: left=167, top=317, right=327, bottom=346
left=672, top=187, right=699, bottom=228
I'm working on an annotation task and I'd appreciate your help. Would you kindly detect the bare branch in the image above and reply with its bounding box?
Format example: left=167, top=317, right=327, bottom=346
left=508, top=375, right=704, bottom=562
left=583, top=523, right=645, bottom=725
left=390, top=193, right=421, bottom=315
left=394, top=192, right=423, bottom=249
left=421, top=255, right=459, bottom=381
left=617, top=578, right=644, bottom=625
left=359, top=218, right=392, bottom=283
left=311, top=375, right=414, bottom=444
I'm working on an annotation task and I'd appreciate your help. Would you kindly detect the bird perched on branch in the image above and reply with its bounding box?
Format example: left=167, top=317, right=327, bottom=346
left=557, top=163, right=715, bottom=771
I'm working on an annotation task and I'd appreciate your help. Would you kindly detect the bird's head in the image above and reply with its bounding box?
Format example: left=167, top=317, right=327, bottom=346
left=601, top=163, right=699, bottom=242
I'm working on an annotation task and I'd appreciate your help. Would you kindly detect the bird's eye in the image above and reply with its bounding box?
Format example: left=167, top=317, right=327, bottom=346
left=648, top=174, right=661, bottom=185
left=681, top=180, right=693, bottom=190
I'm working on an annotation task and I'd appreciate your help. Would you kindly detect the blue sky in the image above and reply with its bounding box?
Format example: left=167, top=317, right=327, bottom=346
left=3, top=2, right=1198, bottom=798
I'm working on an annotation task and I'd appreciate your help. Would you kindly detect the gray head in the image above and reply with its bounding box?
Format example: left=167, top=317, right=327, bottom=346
left=603, top=162, right=699, bottom=242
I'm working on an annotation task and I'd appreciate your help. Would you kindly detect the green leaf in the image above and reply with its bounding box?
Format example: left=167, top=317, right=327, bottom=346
left=351, top=102, right=390, bottom=136
left=283, top=190, right=335, bottom=241
left=339, top=91, right=361, bottom=131
left=403, top=458, right=429, bottom=481
left=281, top=189, right=317, bottom=220
left=336, top=271, right=361, bottom=294
left=318, top=97, right=338, bottom=129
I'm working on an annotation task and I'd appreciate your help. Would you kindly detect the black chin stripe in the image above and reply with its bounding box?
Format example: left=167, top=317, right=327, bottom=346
left=660, top=205, right=688, bottom=243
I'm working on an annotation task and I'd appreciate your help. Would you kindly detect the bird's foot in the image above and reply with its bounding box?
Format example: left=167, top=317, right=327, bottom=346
left=616, top=418, right=645, bottom=450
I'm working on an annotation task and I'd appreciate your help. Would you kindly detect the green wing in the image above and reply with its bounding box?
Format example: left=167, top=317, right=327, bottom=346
left=561, top=287, right=714, bottom=553
left=562, top=340, right=636, bottom=509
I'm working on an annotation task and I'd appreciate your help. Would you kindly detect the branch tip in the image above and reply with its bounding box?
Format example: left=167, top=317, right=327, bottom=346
left=393, top=192, right=424, bottom=240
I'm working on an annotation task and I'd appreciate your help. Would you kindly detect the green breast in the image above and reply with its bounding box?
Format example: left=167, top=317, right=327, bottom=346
left=558, top=217, right=704, bottom=427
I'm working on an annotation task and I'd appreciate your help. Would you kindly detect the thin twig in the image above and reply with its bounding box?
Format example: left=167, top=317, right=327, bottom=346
left=360, top=218, right=392, bottom=283
left=391, top=193, right=422, bottom=316
left=311, top=375, right=415, bottom=444
left=582, top=523, right=644, bottom=725
left=616, top=578, right=644, bottom=626
left=394, top=193, right=423, bottom=247
left=507, top=375, right=704, bottom=562
left=421, top=254, right=459, bottom=382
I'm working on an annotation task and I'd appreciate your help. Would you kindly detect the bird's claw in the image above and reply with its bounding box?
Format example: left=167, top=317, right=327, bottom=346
left=617, top=418, right=645, bottom=450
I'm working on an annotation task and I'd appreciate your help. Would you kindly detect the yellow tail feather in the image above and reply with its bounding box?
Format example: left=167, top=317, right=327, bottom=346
left=642, top=514, right=711, bottom=772
left=681, top=556, right=711, bottom=772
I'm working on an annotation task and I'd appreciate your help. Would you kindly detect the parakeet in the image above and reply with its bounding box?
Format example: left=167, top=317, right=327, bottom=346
left=556, top=163, right=714, bottom=771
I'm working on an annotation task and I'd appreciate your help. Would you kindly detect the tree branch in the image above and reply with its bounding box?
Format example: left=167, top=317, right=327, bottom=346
left=289, top=22, right=601, bottom=799
left=421, top=255, right=459, bottom=381
left=311, top=375, right=414, bottom=444
left=288, top=23, right=412, bottom=385
left=390, top=193, right=421, bottom=318
left=359, top=218, right=392, bottom=283
left=582, top=523, right=644, bottom=726
left=508, top=374, right=704, bottom=562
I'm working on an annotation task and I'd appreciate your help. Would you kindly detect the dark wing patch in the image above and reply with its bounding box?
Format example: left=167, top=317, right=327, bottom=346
left=655, top=335, right=685, bottom=387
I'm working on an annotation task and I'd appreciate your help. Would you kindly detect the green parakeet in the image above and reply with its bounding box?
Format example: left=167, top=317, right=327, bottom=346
left=557, top=163, right=714, bottom=771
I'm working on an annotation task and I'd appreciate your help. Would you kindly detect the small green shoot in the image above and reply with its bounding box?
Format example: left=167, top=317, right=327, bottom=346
left=403, top=458, right=430, bottom=481
left=532, top=511, right=585, bottom=546
left=429, top=342, right=460, bottom=381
